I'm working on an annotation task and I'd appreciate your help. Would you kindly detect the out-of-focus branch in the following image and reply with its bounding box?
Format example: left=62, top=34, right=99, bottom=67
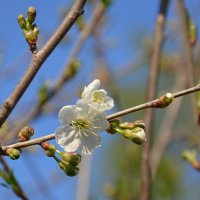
left=140, top=1, right=170, bottom=200
left=0, top=156, right=28, bottom=200
left=2, top=83, right=200, bottom=151
left=177, top=0, right=200, bottom=144
left=0, top=0, right=87, bottom=128
left=10, top=1, right=107, bottom=138
left=151, top=67, right=187, bottom=178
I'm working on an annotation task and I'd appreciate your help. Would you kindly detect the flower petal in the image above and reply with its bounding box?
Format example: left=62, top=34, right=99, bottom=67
left=55, top=125, right=80, bottom=152
left=79, top=131, right=101, bottom=155
left=90, top=112, right=110, bottom=132
left=59, top=105, right=77, bottom=125
left=81, top=79, right=100, bottom=98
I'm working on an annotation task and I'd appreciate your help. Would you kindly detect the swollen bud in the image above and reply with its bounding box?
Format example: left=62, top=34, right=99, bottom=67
left=64, top=165, right=79, bottom=177
left=119, top=120, right=145, bottom=129
left=6, top=148, right=21, bottom=160
left=61, top=152, right=81, bottom=166
left=154, top=93, right=174, bottom=108
left=18, top=14, right=26, bottom=29
left=18, top=126, right=34, bottom=142
left=45, top=150, right=55, bottom=157
left=27, top=7, right=36, bottom=24
left=41, top=142, right=57, bottom=151
left=130, top=127, right=146, bottom=145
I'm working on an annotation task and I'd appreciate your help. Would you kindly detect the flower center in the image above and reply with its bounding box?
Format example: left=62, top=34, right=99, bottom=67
left=72, top=118, right=90, bottom=130
left=92, top=91, right=105, bottom=103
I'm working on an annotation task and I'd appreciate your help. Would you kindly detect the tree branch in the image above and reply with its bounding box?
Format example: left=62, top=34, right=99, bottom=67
left=0, top=0, right=87, bottom=128
left=140, top=1, right=170, bottom=199
left=1, top=83, right=200, bottom=152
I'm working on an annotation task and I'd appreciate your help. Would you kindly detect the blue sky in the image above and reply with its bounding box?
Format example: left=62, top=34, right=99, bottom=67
left=0, top=0, right=200, bottom=200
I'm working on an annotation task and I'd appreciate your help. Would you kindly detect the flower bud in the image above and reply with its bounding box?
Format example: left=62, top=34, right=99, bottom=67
left=41, top=142, right=56, bottom=151
left=130, top=127, right=146, bottom=145
left=107, top=119, right=120, bottom=134
left=61, top=152, right=81, bottom=166
left=64, top=165, right=79, bottom=177
left=119, top=120, right=145, bottom=129
left=17, top=14, right=26, bottom=29
left=18, top=126, right=34, bottom=142
left=45, top=150, right=55, bottom=157
left=155, top=93, right=174, bottom=108
left=27, top=7, right=36, bottom=24
left=58, top=161, right=66, bottom=171
left=6, top=148, right=21, bottom=160
left=33, top=26, right=39, bottom=36
left=24, top=30, right=37, bottom=42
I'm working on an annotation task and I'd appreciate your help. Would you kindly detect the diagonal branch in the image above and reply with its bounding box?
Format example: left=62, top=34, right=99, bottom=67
left=1, top=83, right=200, bottom=151
left=0, top=0, right=87, bottom=128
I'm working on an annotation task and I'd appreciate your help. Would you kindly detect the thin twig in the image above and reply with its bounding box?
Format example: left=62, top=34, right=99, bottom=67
left=151, top=67, right=186, bottom=178
left=177, top=0, right=200, bottom=145
left=0, top=0, right=87, bottom=128
left=140, top=1, right=170, bottom=200
left=0, top=156, right=28, bottom=200
left=1, top=83, right=200, bottom=151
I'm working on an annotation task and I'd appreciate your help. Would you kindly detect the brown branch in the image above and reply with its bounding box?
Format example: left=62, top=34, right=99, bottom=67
left=177, top=0, right=200, bottom=144
left=10, top=1, right=106, bottom=138
left=151, top=67, right=186, bottom=178
left=1, top=83, right=200, bottom=151
left=0, top=0, right=87, bottom=128
left=140, top=1, right=170, bottom=200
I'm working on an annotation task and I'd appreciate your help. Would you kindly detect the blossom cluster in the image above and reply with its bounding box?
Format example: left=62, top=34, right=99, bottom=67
left=55, top=79, right=114, bottom=155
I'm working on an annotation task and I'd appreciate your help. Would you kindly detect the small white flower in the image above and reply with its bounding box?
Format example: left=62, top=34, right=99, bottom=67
left=55, top=104, right=109, bottom=155
left=77, top=79, right=114, bottom=112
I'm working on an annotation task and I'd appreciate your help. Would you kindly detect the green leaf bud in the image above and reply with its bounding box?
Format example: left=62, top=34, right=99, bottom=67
left=33, top=26, right=39, bottom=36
left=155, top=93, right=174, bottom=108
left=18, top=126, right=34, bottom=142
left=17, top=14, right=26, bottom=29
left=64, top=59, right=80, bottom=80
left=6, top=148, right=21, bottom=160
left=27, top=7, right=36, bottom=24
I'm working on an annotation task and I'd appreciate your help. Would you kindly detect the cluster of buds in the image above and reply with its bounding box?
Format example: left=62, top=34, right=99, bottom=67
left=153, top=93, right=174, bottom=108
left=182, top=149, right=200, bottom=171
left=41, top=142, right=81, bottom=176
left=6, top=148, right=21, bottom=160
left=58, top=152, right=81, bottom=176
left=17, top=7, right=39, bottom=52
left=108, top=119, right=146, bottom=145
left=18, top=126, right=34, bottom=142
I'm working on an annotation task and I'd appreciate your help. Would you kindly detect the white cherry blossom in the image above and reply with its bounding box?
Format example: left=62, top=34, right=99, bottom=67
left=55, top=104, right=109, bottom=155
left=77, top=79, right=114, bottom=112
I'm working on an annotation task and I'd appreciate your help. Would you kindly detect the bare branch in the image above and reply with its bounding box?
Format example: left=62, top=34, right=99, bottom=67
left=140, top=1, right=170, bottom=199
